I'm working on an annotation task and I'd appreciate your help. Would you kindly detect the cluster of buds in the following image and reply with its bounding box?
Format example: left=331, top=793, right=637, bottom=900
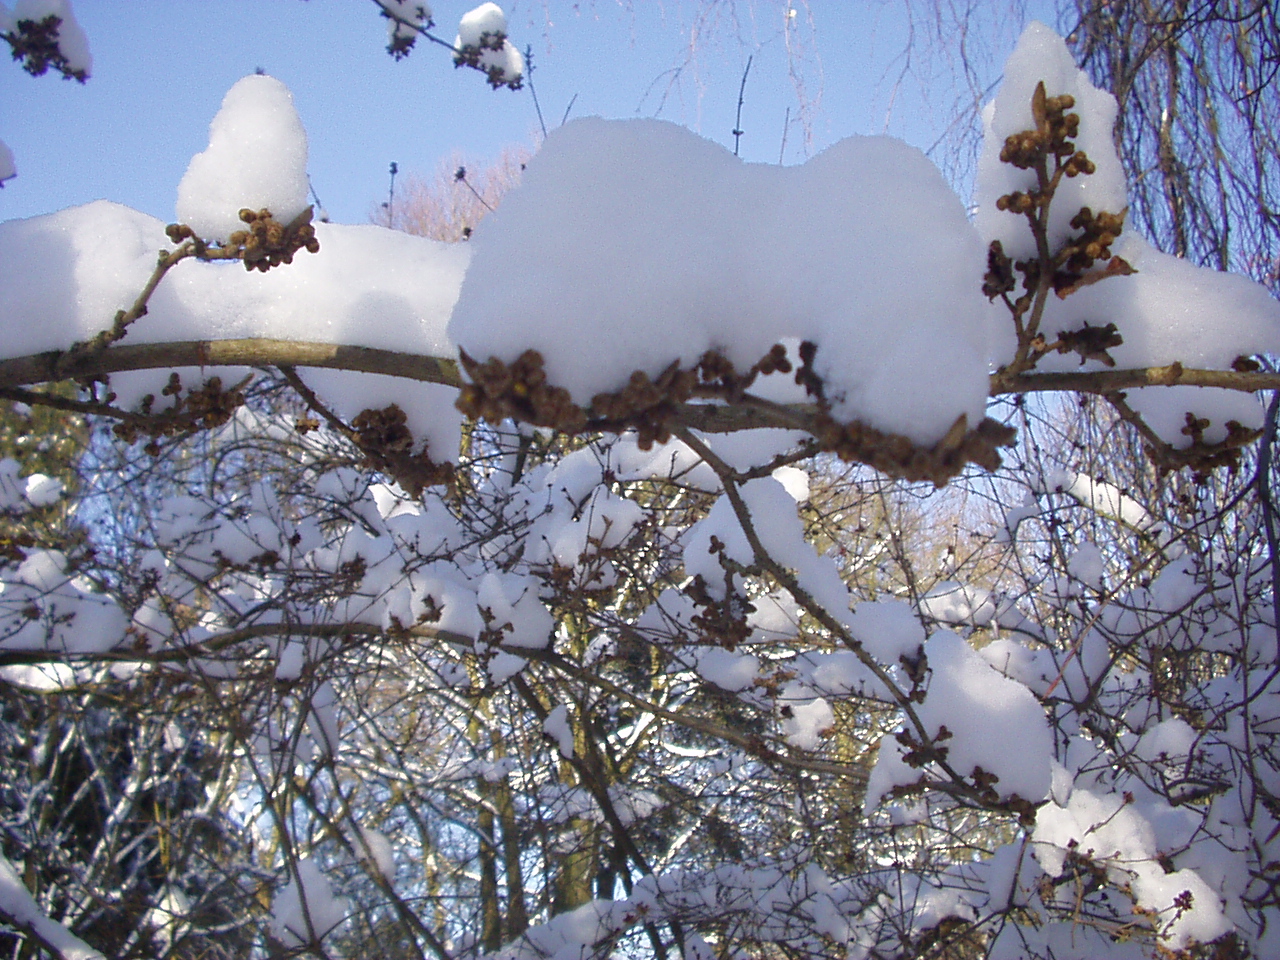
left=1061, top=206, right=1126, bottom=273
left=4, top=14, right=87, bottom=82
left=1165, top=413, right=1261, bottom=479
left=228, top=207, right=320, bottom=272
left=685, top=573, right=756, bottom=652
left=351, top=404, right=454, bottom=497
left=812, top=410, right=1015, bottom=486
left=1049, top=321, right=1124, bottom=366
left=452, top=31, right=522, bottom=90
left=995, top=84, right=1098, bottom=222
left=590, top=362, right=699, bottom=449
left=165, top=207, right=320, bottom=273
left=113, top=374, right=246, bottom=455
left=696, top=344, right=794, bottom=399
left=1000, top=83, right=1081, bottom=170
left=457, top=349, right=586, bottom=433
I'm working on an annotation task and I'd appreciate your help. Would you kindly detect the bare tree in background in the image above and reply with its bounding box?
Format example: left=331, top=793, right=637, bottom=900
left=371, top=147, right=530, bottom=242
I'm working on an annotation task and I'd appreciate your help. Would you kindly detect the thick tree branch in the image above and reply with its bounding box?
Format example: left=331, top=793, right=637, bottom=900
left=991, top=363, right=1280, bottom=395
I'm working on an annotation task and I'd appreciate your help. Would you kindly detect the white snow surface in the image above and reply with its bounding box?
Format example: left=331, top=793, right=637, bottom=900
left=450, top=117, right=992, bottom=446
left=176, top=74, right=309, bottom=241
left=457, top=2, right=505, bottom=46
left=379, top=0, right=430, bottom=26
left=270, top=858, right=349, bottom=947
left=866, top=631, right=1052, bottom=810
left=12, top=0, right=91, bottom=76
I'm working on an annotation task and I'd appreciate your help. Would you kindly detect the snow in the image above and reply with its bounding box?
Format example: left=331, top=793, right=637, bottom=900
left=12, top=0, right=91, bottom=77
left=356, top=826, right=394, bottom=877
left=543, top=704, right=574, bottom=758
left=22, top=472, right=63, bottom=507
left=1033, top=788, right=1231, bottom=949
left=379, top=1, right=430, bottom=29
left=454, top=4, right=523, bottom=86
left=0, top=850, right=105, bottom=960
left=696, top=647, right=759, bottom=692
left=866, top=631, right=1052, bottom=810
left=457, top=2, right=505, bottom=47
left=771, top=465, right=809, bottom=502
left=779, top=688, right=834, bottom=749
left=848, top=599, right=925, bottom=663
left=270, top=858, right=349, bottom=947
left=176, top=74, right=309, bottom=242
left=450, top=117, right=992, bottom=446
left=975, top=21, right=1125, bottom=263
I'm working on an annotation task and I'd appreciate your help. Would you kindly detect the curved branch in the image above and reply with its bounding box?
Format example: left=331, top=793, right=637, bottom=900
left=0, top=339, right=463, bottom=391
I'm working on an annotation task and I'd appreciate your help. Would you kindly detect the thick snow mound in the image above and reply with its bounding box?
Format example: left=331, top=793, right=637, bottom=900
left=975, top=21, right=1125, bottom=262
left=449, top=118, right=992, bottom=446
left=176, top=74, right=310, bottom=241
left=0, top=201, right=466, bottom=357
left=0, top=201, right=467, bottom=457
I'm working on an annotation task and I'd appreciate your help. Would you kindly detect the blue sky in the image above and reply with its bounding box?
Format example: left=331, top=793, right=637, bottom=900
left=2, top=1, right=1050, bottom=226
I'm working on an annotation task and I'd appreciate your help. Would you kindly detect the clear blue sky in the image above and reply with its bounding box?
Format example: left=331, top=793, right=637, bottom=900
left=1, top=1, right=1052, bottom=226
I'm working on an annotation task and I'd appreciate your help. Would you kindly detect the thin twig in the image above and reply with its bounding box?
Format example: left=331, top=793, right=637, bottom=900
left=525, top=44, right=548, bottom=138
left=732, top=55, right=753, bottom=156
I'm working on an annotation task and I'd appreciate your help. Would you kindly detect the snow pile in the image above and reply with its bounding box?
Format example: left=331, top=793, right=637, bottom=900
left=975, top=21, right=1124, bottom=262
left=0, top=548, right=129, bottom=656
left=543, top=704, right=574, bottom=758
left=450, top=117, right=992, bottom=446
left=176, top=74, right=309, bottom=241
left=865, top=631, right=1052, bottom=811
left=378, top=0, right=431, bottom=47
left=270, top=858, right=348, bottom=947
left=1034, top=788, right=1231, bottom=949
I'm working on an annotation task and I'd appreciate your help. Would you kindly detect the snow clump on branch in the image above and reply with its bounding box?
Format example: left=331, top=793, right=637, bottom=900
left=175, top=74, right=310, bottom=242
left=977, top=21, right=1280, bottom=449
left=453, top=2, right=523, bottom=88
left=449, top=117, right=992, bottom=447
left=3, top=0, right=92, bottom=79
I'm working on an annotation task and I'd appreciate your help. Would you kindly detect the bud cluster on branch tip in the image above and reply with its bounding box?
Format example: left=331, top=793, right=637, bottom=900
left=1165, top=413, right=1261, bottom=480
left=350, top=404, right=454, bottom=497
left=452, top=30, right=522, bottom=90
left=112, top=374, right=246, bottom=454
left=686, top=575, right=756, bottom=652
left=457, top=349, right=587, bottom=434
left=165, top=207, right=320, bottom=271
left=1062, top=207, right=1125, bottom=273
left=4, top=15, right=86, bottom=82
left=379, top=2, right=433, bottom=60
left=228, top=207, right=319, bottom=272
left=1050, top=321, right=1123, bottom=367
left=459, top=346, right=801, bottom=452
left=999, top=82, right=1080, bottom=170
